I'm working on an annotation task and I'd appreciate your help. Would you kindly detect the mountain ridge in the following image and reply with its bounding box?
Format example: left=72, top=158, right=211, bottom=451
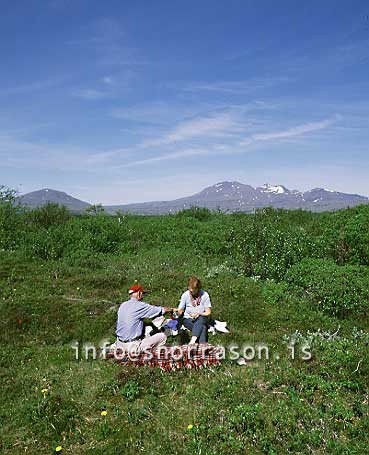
left=15, top=182, right=368, bottom=214
left=17, top=188, right=91, bottom=212
left=105, top=181, right=368, bottom=214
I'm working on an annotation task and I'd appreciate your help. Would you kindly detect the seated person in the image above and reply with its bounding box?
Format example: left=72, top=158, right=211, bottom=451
left=115, top=284, right=174, bottom=354
left=176, top=276, right=211, bottom=344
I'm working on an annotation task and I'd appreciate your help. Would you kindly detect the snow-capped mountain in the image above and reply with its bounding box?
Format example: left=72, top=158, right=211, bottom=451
left=17, top=182, right=368, bottom=214
left=259, top=184, right=290, bottom=194
left=105, top=181, right=368, bottom=214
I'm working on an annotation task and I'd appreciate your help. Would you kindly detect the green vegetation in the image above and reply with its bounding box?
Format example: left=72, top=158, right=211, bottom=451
left=1, top=194, right=369, bottom=453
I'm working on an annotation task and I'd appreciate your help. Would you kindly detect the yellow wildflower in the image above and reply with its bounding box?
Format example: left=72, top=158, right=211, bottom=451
left=101, top=410, right=108, bottom=416
left=41, top=388, right=48, bottom=393
left=55, top=446, right=62, bottom=452
left=187, top=424, right=193, bottom=430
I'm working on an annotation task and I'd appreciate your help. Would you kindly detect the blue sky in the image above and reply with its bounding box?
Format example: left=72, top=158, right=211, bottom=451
left=1, top=0, right=369, bottom=204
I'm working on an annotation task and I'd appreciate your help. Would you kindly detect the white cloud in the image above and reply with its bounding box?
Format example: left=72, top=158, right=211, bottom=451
left=140, top=112, right=240, bottom=148
left=115, top=148, right=212, bottom=169
left=118, top=115, right=340, bottom=169
left=102, top=76, right=114, bottom=85
left=0, top=134, right=130, bottom=171
left=1, top=78, right=64, bottom=96
left=72, top=88, right=112, bottom=100
left=110, top=101, right=196, bottom=125
left=0, top=109, right=341, bottom=177
left=134, top=102, right=274, bottom=148
left=185, top=77, right=291, bottom=94
left=244, top=115, right=341, bottom=144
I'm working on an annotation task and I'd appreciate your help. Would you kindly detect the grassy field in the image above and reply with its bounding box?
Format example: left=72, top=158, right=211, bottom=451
left=1, top=203, right=369, bottom=454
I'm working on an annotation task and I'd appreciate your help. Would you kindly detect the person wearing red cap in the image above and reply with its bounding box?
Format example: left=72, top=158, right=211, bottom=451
left=114, top=284, right=174, bottom=354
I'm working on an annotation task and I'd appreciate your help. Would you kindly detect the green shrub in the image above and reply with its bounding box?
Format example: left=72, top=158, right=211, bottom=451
left=228, top=208, right=325, bottom=280
left=2, top=201, right=369, bottom=273
left=0, top=186, right=24, bottom=250
left=0, top=185, right=18, bottom=204
left=0, top=204, right=18, bottom=250
left=176, top=206, right=213, bottom=221
left=21, top=215, right=137, bottom=259
left=323, top=205, right=369, bottom=266
left=285, top=258, right=369, bottom=317
left=26, top=202, right=71, bottom=228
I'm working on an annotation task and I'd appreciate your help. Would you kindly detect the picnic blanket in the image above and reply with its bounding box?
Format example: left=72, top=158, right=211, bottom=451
left=107, top=343, right=224, bottom=371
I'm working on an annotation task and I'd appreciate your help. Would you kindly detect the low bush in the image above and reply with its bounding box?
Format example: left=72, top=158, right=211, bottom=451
left=176, top=206, right=213, bottom=221
left=285, top=258, right=369, bottom=317
left=228, top=208, right=326, bottom=280
left=26, top=203, right=71, bottom=228
left=323, top=204, right=369, bottom=266
left=0, top=186, right=24, bottom=250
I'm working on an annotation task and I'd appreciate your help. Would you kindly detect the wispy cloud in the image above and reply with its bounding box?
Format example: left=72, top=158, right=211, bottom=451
left=65, top=17, right=146, bottom=69
left=0, top=108, right=340, bottom=174
left=122, top=101, right=274, bottom=146
left=140, top=112, right=241, bottom=148
left=118, top=115, right=340, bottom=169
left=72, top=88, right=112, bottom=100
left=115, top=148, right=213, bottom=169
left=1, top=78, right=64, bottom=97
left=90, top=18, right=147, bottom=67
left=0, top=133, right=130, bottom=171
left=72, top=69, right=135, bottom=101
left=110, top=101, right=196, bottom=125
left=102, top=76, right=114, bottom=85
left=185, top=77, right=291, bottom=94
left=243, top=115, right=341, bottom=144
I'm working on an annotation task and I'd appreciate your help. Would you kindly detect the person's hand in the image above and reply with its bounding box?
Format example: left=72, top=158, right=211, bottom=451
left=190, top=313, right=199, bottom=319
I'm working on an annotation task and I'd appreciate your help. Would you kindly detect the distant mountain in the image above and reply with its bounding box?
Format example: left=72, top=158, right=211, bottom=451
left=18, top=189, right=90, bottom=212
left=18, top=182, right=368, bottom=215
left=105, top=181, right=369, bottom=214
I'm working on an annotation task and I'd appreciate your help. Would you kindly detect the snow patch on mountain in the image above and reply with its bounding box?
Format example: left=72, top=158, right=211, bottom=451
left=261, top=184, right=287, bottom=194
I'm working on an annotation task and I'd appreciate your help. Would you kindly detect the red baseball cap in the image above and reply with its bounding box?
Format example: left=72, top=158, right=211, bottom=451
left=128, top=284, right=145, bottom=295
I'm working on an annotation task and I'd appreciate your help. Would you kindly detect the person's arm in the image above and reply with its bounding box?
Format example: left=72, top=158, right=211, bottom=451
left=138, top=301, right=166, bottom=319
left=176, top=292, right=187, bottom=315
left=163, top=306, right=176, bottom=313
left=191, top=307, right=211, bottom=318
left=138, top=301, right=175, bottom=319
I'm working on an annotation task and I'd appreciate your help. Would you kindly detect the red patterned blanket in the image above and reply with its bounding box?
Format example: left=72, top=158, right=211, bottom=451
left=107, top=343, right=224, bottom=371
